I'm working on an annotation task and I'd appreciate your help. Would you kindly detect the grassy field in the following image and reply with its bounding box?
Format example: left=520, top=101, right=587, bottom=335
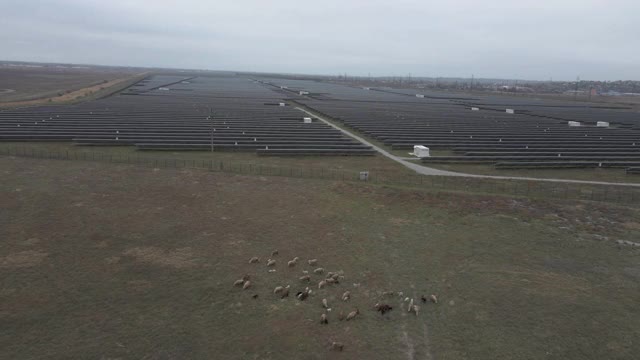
left=0, top=142, right=414, bottom=181
left=1, top=156, right=639, bottom=359
left=0, top=66, right=142, bottom=104
left=425, top=162, right=640, bottom=184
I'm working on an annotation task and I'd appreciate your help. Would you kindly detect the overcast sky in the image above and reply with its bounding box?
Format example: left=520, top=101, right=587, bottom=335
left=1, top=0, right=638, bottom=80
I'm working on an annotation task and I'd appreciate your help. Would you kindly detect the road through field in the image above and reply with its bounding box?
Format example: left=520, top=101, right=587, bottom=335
left=295, top=106, right=640, bottom=188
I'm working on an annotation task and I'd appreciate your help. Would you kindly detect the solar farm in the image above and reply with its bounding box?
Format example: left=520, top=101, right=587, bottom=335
left=2, top=73, right=640, bottom=177
left=0, top=74, right=374, bottom=156
left=261, top=78, right=640, bottom=175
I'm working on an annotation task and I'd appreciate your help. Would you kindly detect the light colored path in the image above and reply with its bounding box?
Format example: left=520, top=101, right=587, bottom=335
left=295, top=106, right=640, bottom=188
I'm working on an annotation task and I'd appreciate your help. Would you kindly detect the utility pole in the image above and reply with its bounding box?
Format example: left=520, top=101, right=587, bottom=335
left=574, top=76, right=580, bottom=101
left=209, top=107, right=214, bottom=153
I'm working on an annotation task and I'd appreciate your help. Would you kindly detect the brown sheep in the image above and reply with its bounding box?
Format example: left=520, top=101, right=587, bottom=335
left=374, top=303, right=393, bottom=315
left=320, top=313, right=328, bottom=324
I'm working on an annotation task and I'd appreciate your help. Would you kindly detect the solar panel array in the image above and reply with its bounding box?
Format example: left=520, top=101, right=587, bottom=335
left=259, top=78, right=640, bottom=170
left=0, top=75, right=375, bottom=156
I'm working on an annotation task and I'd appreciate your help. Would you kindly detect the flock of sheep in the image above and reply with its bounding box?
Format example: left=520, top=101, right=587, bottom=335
left=233, top=250, right=438, bottom=352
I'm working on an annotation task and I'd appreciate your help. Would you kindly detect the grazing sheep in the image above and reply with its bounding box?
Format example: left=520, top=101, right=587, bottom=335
left=345, top=308, right=360, bottom=321
left=398, top=291, right=404, bottom=297
left=322, top=298, right=329, bottom=308
left=327, top=271, right=335, bottom=278
left=430, top=294, right=438, bottom=304
left=299, top=275, right=311, bottom=282
left=242, top=274, right=250, bottom=281
left=249, top=257, right=259, bottom=264
left=325, top=278, right=337, bottom=285
left=268, top=269, right=277, bottom=273
left=242, top=281, right=251, bottom=290
left=281, top=285, right=290, bottom=299
left=297, top=287, right=310, bottom=301
left=233, top=279, right=245, bottom=287
left=382, top=291, right=395, bottom=297
left=408, top=299, right=414, bottom=312
left=314, top=268, right=324, bottom=274
left=302, top=270, right=309, bottom=274
left=274, top=286, right=285, bottom=295
left=330, top=342, right=344, bottom=351
left=266, top=259, right=276, bottom=267
left=341, top=291, right=350, bottom=301
left=318, top=280, right=327, bottom=289
left=338, top=312, right=346, bottom=321
left=404, top=297, right=410, bottom=302
left=252, top=294, right=259, bottom=299
left=287, top=257, right=299, bottom=267
left=421, top=295, right=427, bottom=303
left=320, top=313, right=328, bottom=324
left=411, top=304, right=420, bottom=316
left=374, top=303, right=393, bottom=315
left=308, top=259, right=318, bottom=266
left=271, top=250, right=279, bottom=256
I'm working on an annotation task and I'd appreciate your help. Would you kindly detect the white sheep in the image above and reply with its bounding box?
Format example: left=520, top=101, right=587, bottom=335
left=248, top=256, right=259, bottom=264
left=287, top=257, right=299, bottom=267
left=322, top=298, right=329, bottom=308
left=430, top=294, right=438, bottom=304
left=242, top=281, right=251, bottom=290
left=233, top=279, right=244, bottom=287
left=320, top=313, right=328, bottom=324
left=408, top=299, right=414, bottom=312
left=345, top=308, right=359, bottom=321
left=274, top=286, right=284, bottom=294
left=308, top=259, right=318, bottom=266
left=341, top=291, right=350, bottom=301
left=313, top=267, right=324, bottom=274
left=299, top=275, right=311, bottom=282
left=266, top=259, right=276, bottom=267
left=318, top=280, right=327, bottom=289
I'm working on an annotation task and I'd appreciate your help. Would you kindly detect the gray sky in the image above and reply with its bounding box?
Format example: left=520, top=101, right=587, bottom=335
left=1, top=0, right=639, bottom=80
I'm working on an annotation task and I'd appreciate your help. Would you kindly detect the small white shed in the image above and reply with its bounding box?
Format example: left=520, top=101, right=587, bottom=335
left=416, top=94, right=425, bottom=98
left=597, top=121, right=610, bottom=127
left=279, top=102, right=286, bottom=107
left=506, top=109, right=515, bottom=114
left=568, top=121, right=581, bottom=127
left=413, top=145, right=430, bottom=158
left=471, top=107, right=480, bottom=111
left=303, top=117, right=312, bottom=124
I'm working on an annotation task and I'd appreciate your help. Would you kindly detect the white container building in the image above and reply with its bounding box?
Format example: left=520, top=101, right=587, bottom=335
left=413, top=145, right=430, bottom=158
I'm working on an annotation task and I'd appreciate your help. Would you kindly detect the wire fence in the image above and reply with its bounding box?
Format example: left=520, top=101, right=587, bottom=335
left=1, top=145, right=639, bottom=206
